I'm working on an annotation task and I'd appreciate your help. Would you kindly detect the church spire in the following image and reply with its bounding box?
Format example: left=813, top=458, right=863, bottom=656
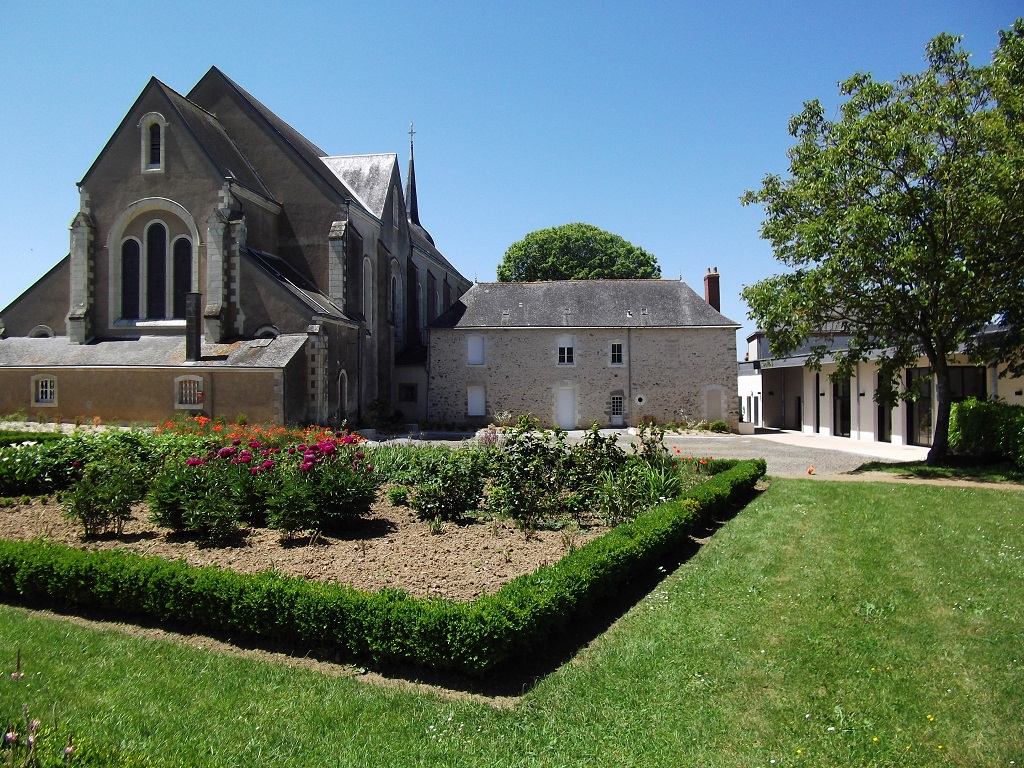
left=405, top=121, right=420, bottom=227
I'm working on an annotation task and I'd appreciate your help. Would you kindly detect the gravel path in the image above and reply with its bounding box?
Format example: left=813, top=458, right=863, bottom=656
left=659, top=434, right=884, bottom=476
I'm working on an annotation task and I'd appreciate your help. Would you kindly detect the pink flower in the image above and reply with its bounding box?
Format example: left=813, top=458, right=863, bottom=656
left=261, top=459, right=274, bottom=470
left=239, top=450, right=252, bottom=463
left=218, top=446, right=236, bottom=458
left=299, top=461, right=315, bottom=472
left=249, top=440, right=262, bottom=450
left=318, top=441, right=336, bottom=455
left=232, top=439, right=242, bottom=446
left=4, top=730, right=18, bottom=744
left=340, top=435, right=356, bottom=445
left=355, top=452, right=365, bottom=460
left=186, top=458, right=204, bottom=466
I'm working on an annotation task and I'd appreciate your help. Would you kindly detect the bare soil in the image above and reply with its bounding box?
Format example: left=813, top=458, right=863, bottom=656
left=0, top=492, right=605, bottom=602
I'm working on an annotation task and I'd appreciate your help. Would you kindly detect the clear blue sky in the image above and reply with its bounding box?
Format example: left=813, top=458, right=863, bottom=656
left=1, top=1, right=1018, bottom=348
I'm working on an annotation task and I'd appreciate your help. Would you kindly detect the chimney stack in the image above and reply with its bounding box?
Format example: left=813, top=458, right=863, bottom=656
left=185, top=293, right=202, bottom=362
left=704, top=267, right=721, bottom=312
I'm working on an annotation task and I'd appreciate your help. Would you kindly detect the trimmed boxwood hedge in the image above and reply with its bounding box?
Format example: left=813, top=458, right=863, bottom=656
left=0, top=458, right=765, bottom=675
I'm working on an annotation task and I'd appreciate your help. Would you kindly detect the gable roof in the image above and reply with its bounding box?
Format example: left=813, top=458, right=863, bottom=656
left=80, top=77, right=274, bottom=204
left=188, top=68, right=367, bottom=211
left=321, top=154, right=398, bottom=219
left=432, top=280, right=740, bottom=329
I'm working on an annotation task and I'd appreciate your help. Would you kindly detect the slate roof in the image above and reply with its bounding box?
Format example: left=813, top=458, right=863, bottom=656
left=0, top=334, right=307, bottom=369
left=321, top=154, right=397, bottom=219
left=192, top=68, right=362, bottom=208
left=246, top=249, right=348, bottom=321
left=432, top=281, right=740, bottom=329
left=155, top=81, right=274, bottom=202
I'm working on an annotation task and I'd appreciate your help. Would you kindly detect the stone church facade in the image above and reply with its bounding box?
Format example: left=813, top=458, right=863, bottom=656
left=0, top=68, right=470, bottom=426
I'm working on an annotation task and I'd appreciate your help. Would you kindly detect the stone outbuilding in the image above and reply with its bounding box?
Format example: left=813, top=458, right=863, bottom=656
left=427, top=274, right=740, bottom=429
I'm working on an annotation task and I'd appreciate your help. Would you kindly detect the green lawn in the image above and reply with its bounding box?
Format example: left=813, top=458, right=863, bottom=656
left=2, top=478, right=1022, bottom=767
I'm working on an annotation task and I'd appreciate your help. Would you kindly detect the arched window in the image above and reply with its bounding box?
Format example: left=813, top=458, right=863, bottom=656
left=149, top=123, right=162, bottom=166
left=139, top=112, right=167, bottom=172
left=146, top=223, right=167, bottom=319
left=121, top=240, right=140, bottom=320
left=172, top=238, right=192, bottom=319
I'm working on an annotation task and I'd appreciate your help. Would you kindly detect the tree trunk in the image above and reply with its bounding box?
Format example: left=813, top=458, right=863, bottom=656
left=927, top=356, right=953, bottom=466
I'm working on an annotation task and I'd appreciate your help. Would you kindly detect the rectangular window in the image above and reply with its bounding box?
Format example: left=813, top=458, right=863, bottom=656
left=611, top=342, right=623, bottom=365
left=398, top=384, right=418, bottom=403
left=610, top=395, right=624, bottom=417
left=467, top=335, right=485, bottom=365
left=175, top=377, right=203, bottom=409
left=467, top=385, right=486, bottom=417
left=33, top=377, right=56, bottom=406
left=558, top=345, right=574, bottom=365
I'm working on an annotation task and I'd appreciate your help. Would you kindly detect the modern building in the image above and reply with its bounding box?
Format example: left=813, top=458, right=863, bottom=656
left=738, top=330, right=1024, bottom=447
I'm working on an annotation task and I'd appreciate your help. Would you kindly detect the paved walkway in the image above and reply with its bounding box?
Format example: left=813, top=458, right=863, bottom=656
left=572, top=428, right=930, bottom=477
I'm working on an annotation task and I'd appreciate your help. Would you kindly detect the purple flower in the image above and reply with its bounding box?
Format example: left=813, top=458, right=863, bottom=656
left=186, top=458, right=204, bottom=466
left=261, top=459, right=274, bottom=470
left=288, top=447, right=296, bottom=455
left=218, top=446, right=236, bottom=458
left=4, top=730, right=18, bottom=744
left=340, top=435, right=356, bottom=445
left=299, top=461, right=315, bottom=472
left=297, top=444, right=307, bottom=452
left=232, top=439, right=242, bottom=446
left=239, top=450, right=252, bottom=463
left=366, top=465, right=374, bottom=472
left=355, top=451, right=365, bottom=460
left=28, top=720, right=40, bottom=732
left=249, top=440, right=262, bottom=450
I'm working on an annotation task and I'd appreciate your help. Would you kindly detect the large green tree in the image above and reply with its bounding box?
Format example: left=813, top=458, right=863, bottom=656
left=742, top=21, right=1024, bottom=465
left=496, top=223, right=661, bottom=282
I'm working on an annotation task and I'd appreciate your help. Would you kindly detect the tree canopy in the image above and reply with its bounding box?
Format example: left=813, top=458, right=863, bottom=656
left=741, top=21, right=1024, bottom=465
left=496, top=223, right=661, bottom=282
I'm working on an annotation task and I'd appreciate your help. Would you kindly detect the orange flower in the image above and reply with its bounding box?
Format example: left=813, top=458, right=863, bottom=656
left=807, top=466, right=815, bottom=474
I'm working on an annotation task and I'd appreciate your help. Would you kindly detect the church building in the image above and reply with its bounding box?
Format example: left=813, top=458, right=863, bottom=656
left=0, top=67, right=470, bottom=426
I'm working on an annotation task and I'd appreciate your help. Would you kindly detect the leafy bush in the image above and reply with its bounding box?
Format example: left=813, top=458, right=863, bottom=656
left=62, top=459, right=147, bottom=537
left=148, top=461, right=247, bottom=541
left=408, top=448, right=489, bottom=521
left=708, top=419, right=731, bottom=433
left=949, top=397, right=1024, bottom=466
left=264, top=440, right=379, bottom=537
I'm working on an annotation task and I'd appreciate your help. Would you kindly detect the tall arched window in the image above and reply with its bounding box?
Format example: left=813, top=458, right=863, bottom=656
left=172, top=238, right=192, bottom=319
left=146, top=223, right=167, bottom=319
left=121, top=240, right=140, bottom=320
left=139, top=112, right=167, bottom=172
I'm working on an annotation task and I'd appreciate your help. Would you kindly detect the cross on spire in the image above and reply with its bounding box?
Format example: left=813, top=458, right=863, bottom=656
left=409, top=121, right=416, bottom=148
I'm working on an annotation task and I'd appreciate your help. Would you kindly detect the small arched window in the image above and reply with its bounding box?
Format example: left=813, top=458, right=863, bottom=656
left=139, top=112, right=167, bottom=172
left=149, top=123, right=162, bottom=166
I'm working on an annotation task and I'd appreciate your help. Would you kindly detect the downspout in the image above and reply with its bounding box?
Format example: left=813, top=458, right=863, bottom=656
left=357, top=322, right=364, bottom=426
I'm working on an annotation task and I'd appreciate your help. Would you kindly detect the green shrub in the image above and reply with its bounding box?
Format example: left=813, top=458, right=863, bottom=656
left=408, top=448, right=489, bottom=521
left=949, top=397, right=1024, bottom=466
left=148, top=462, right=246, bottom=541
left=708, top=419, right=731, bottom=433
left=264, top=440, right=379, bottom=537
left=62, top=458, right=148, bottom=537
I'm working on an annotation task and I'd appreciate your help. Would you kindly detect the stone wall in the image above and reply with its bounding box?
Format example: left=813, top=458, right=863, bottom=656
left=427, top=326, right=739, bottom=429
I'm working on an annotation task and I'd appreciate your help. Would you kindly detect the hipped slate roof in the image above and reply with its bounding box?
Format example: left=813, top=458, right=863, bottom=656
left=0, top=335, right=307, bottom=369
left=432, top=280, right=740, bottom=329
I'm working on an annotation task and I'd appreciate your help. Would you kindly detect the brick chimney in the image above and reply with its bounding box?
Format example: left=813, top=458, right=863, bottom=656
left=704, top=267, right=721, bottom=312
left=185, top=293, right=202, bottom=362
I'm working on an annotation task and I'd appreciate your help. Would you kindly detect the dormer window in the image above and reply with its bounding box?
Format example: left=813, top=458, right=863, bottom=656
left=140, top=112, right=167, bottom=172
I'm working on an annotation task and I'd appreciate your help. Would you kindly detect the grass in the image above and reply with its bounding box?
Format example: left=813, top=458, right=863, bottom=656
left=856, top=459, right=1024, bottom=484
left=1, top=478, right=1022, bottom=766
